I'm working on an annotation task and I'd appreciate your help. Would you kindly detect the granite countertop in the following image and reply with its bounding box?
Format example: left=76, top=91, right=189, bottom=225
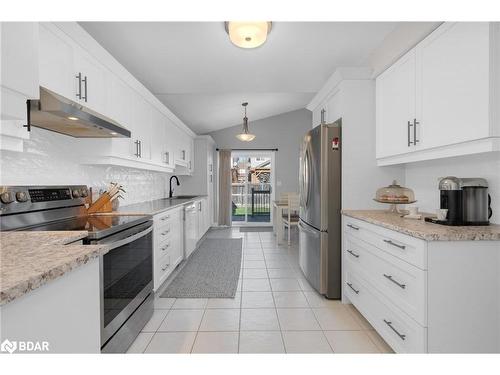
left=0, top=231, right=109, bottom=306
left=115, top=196, right=206, bottom=216
left=342, top=210, right=500, bottom=241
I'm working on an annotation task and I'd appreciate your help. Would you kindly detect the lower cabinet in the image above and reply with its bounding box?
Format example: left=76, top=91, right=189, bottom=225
left=153, top=207, right=184, bottom=291
left=196, top=197, right=210, bottom=241
left=342, top=215, right=500, bottom=353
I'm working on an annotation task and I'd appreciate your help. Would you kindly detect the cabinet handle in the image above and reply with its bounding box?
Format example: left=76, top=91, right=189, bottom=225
left=320, top=108, right=326, bottom=124
left=413, top=118, right=419, bottom=145
left=161, top=215, right=170, bottom=221
left=383, top=239, right=406, bottom=250
left=347, top=249, right=360, bottom=258
left=161, top=264, right=170, bottom=271
left=347, top=224, right=359, bottom=231
left=161, top=229, right=170, bottom=236
left=161, top=243, right=170, bottom=251
left=199, top=202, right=202, bottom=211
left=346, top=282, right=359, bottom=294
left=138, top=140, right=142, bottom=158
left=82, top=75, right=88, bottom=102
left=165, top=152, right=170, bottom=164
left=134, top=140, right=140, bottom=157
left=383, top=274, right=406, bottom=289
left=76, top=72, right=82, bottom=99
left=407, top=120, right=413, bottom=147
left=24, top=100, right=31, bottom=132
left=210, top=175, right=213, bottom=183
left=383, top=319, right=406, bottom=341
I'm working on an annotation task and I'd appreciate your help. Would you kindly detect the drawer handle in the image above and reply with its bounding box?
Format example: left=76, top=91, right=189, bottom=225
left=161, top=229, right=171, bottom=236
left=383, top=274, right=406, bottom=289
left=347, top=224, right=360, bottom=230
left=347, top=249, right=360, bottom=258
left=346, top=282, right=360, bottom=294
left=383, top=239, right=406, bottom=250
left=161, top=243, right=170, bottom=251
left=383, top=319, right=406, bottom=341
left=161, top=215, right=170, bottom=221
left=161, top=264, right=170, bottom=271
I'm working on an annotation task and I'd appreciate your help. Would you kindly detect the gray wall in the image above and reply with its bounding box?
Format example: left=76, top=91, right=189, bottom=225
left=209, top=109, right=311, bottom=197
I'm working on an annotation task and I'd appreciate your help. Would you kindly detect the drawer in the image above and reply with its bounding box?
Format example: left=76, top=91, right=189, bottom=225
left=344, top=266, right=427, bottom=353
left=153, top=207, right=182, bottom=225
left=154, top=243, right=183, bottom=290
left=345, top=233, right=427, bottom=325
left=344, top=216, right=427, bottom=269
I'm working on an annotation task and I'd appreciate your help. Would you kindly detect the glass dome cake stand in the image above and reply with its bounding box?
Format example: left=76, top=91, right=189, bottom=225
left=373, top=180, right=416, bottom=213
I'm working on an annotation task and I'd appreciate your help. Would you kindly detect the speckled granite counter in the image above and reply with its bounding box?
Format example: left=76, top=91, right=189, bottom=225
left=342, top=210, right=500, bottom=241
left=0, top=231, right=109, bottom=305
left=115, top=196, right=206, bottom=216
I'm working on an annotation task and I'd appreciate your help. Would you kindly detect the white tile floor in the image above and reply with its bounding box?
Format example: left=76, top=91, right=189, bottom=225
left=127, top=227, right=393, bottom=354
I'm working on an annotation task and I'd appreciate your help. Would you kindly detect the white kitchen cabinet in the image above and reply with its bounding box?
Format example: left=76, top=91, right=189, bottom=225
left=342, top=215, right=500, bottom=353
left=38, top=23, right=75, bottom=101
left=416, top=22, right=491, bottom=150
left=376, top=49, right=417, bottom=158
left=376, top=22, right=500, bottom=165
left=153, top=207, right=184, bottom=291
left=73, top=46, right=108, bottom=116
left=132, top=95, right=152, bottom=161
left=150, top=108, right=166, bottom=165
left=163, top=119, right=176, bottom=169
left=0, top=22, right=39, bottom=152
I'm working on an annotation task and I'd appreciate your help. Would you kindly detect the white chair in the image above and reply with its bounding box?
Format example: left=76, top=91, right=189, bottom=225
left=282, top=193, right=299, bottom=246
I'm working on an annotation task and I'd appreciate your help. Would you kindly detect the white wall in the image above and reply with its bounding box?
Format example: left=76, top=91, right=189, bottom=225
left=208, top=109, right=312, bottom=198
left=404, top=153, right=500, bottom=223
left=0, top=128, right=169, bottom=205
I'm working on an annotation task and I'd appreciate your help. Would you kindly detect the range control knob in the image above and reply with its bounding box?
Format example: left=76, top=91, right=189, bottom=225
left=72, top=189, right=81, bottom=198
left=81, top=188, right=89, bottom=198
left=16, top=191, right=29, bottom=202
left=0, top=191, right=16, bottom=204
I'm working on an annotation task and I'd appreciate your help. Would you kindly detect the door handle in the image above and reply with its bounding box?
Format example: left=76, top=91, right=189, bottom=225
left=407, top=120, right=413, bottom=147
left=76, top=72, right=82, bottom=99
left=383, top=274, right=406, bottom=289
left=298, top=220, right=319, bottom=237
left=413, top=118, right=419, bottom=145
left=383, top=239, right=406, bottom=250
left=82, top=75, right=88, bottom=102
left=346, top=282, right=360, bottom=294
left=347, top=249, right=360, bottom=258
left=383, top=319, right=406, bottom=341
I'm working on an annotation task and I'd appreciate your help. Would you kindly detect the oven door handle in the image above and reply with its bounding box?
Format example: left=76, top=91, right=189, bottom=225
left=100, top=224, right=153, bottom=251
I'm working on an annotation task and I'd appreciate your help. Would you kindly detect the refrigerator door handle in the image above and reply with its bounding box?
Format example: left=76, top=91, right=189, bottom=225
left=298, top=220, right=320, bottom=237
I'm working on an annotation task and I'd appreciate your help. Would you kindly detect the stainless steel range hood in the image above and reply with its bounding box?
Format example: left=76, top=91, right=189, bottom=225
left=28, top=87, right=131, bottom=138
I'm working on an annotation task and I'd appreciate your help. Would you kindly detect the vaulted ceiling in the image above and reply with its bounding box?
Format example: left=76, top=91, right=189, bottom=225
left=80, top=22, right=397, bottom=134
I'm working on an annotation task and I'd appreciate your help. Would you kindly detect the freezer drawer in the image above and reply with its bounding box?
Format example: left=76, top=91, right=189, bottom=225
left=298, top=219, right=323, bottom=293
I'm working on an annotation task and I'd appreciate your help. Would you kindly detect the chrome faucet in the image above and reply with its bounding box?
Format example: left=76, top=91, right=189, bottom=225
left=169, top=175, right=180, bottom=198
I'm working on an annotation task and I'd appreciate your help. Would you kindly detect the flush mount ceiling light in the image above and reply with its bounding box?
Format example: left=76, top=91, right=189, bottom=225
left=224, top=22, right=272, bottom=49
left=236, top=102, right=256, bottom=142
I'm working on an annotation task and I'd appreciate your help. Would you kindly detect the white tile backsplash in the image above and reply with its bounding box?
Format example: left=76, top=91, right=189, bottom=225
left=0, top=128, right=169, bottom=205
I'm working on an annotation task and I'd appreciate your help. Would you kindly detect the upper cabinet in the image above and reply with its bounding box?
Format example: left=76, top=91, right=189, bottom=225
left=35, top=22, right=196, bottom=173
left=1, top=22, right=39, bottom=152
left=376, top=22, right=500, bottom=166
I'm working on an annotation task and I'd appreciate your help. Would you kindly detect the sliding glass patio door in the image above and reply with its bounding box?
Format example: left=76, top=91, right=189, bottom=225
left=231, top=151, right=275, bottom=226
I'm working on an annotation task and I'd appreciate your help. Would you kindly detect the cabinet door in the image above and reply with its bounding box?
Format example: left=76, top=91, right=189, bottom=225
left=74, top=47, right=108, bottom=115
left=376, top=49, right=416, bottom=158
left=164, top=119, right=176, bottom=168
left=106, top=75, right=135, bottom=158
left=416, top=22, right=490, bottom=149
left=132, top=95, right=152, bottom=160
left=1, top=22, right=39, bottom=99
left=39, top=24, right=75, bottom=100
left=150, top=108, right=166, bottom=165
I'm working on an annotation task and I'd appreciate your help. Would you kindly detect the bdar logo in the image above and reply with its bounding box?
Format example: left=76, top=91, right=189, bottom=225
left=1, top=339, right=17, bottom=354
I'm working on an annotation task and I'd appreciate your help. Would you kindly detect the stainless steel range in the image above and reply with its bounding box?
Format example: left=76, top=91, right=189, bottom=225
left=0, top=185, right=154, bottom=353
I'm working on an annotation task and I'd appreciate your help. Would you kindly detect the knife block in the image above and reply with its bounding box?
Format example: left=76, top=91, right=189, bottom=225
left=87, top=192, right=113, bottom=214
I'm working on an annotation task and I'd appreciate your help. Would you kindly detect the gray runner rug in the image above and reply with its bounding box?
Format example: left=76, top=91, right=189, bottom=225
left=160, top=238, right=242, bottom=298
left=239, top=226, right=273, bottom=232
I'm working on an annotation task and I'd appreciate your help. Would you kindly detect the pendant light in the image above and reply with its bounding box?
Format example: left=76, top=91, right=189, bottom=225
left=225, top=22, right=272, bottom=49
left=236, top=102, right=256, bottom=142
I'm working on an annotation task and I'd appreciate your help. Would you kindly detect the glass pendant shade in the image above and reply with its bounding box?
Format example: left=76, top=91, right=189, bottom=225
left=236, top=116, right=255, bottom=142
left=225, top=22, right=272, bottom=49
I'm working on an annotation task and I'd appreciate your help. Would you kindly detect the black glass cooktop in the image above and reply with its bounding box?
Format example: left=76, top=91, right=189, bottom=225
left=19, top=214, right=151, bottom=240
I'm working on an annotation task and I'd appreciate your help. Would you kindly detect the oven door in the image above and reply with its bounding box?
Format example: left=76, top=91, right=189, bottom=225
left=97, top=221, right=153, bottom=347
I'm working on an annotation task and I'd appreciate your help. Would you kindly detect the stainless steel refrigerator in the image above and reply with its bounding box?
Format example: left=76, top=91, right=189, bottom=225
left=298, top=119, right=341, bottom=299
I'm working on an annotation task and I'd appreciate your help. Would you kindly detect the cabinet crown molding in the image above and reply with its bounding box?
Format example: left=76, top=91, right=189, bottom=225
left=306, top=67, right=373, bottom=111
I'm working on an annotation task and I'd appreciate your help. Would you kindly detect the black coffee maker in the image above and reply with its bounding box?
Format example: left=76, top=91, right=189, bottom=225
left=426, top=176, right=493, bottom=226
